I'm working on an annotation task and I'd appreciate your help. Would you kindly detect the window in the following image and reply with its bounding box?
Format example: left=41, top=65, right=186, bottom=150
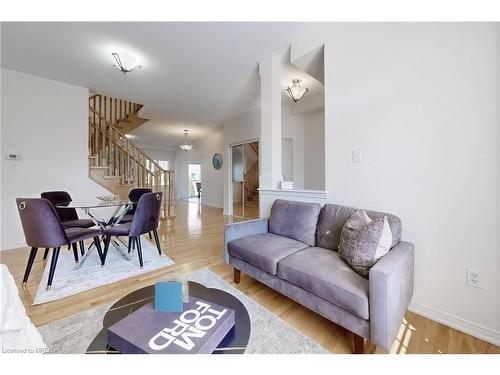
left=155, top=160, right=170, bottom=170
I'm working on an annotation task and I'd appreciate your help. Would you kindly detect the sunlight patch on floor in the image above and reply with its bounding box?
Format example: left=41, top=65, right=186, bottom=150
left=389, top=319, right=415, bottom=354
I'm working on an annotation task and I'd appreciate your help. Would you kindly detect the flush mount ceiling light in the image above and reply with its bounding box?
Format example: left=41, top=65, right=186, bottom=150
left=112, top=52, right=141, bottom=74
left=180, top=129, right=193, bottom=151
left=286, top=79, right=310, bottom=103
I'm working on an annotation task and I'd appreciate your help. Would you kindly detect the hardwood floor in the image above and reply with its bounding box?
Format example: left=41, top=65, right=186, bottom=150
left=232, top=200, right=259, bottom=219
left=1, top=200, right=498, bottom=354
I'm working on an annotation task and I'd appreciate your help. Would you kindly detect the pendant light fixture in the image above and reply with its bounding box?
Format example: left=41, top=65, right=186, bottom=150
left=112, top=52, right=141, bottom=74
left=286, top=79, right=309, bottom=103
left=180, top=129, right=193, bottom=151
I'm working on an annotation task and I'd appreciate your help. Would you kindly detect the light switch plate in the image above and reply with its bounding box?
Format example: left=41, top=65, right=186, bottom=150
left=352, top=149, right=362, bottom=163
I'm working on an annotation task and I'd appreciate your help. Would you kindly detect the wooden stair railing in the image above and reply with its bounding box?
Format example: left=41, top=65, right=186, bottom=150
left=88, top=96, right=174, bottom=218
left=249, top=142, right=259, bottom=156
left=244, top=161, right=259, bottom=201
left=89, top=94, right=143, bottom=128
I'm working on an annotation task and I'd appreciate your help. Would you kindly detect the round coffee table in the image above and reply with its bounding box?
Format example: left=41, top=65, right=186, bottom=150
left=86, top=281, right=251, bottom=354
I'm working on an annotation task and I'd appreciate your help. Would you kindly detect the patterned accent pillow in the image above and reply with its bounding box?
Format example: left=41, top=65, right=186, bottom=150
left=338, top=210, right=393, bottom=277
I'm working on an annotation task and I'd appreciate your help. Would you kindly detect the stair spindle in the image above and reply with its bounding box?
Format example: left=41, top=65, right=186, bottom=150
left=88, top=94, right=174, bottom=215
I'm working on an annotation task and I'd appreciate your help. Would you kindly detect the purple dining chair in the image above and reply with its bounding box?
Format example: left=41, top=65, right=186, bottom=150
left=120, top=188, right=154, bottom=243
left=16, top=198, right=103, bottom=290
left=101, top=192, right=163, bottom=268
left=41, top=191, right=96, bottom=261
left=120, top=188, right=152, bottom=223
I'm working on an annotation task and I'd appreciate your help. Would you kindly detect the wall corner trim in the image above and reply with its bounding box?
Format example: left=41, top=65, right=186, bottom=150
left=408, top=301, right=500, bottom=347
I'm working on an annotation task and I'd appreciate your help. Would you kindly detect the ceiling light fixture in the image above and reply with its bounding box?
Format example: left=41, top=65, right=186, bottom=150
left=180, top=129, right=193, bottom=151
left=112, top=52, right=141, bottom=74
left=286, top=79, right=309, bottom=103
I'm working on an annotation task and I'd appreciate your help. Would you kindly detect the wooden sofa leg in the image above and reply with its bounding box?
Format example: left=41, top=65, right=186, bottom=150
left=353, top=333, right=364, bottom=354
left=233, top=268, right=241, bottom=284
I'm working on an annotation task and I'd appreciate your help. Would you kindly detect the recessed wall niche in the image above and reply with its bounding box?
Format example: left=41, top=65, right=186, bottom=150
left=281, top=46, right=325, bottom=191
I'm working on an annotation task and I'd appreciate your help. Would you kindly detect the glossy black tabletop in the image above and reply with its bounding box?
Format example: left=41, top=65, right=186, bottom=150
left=86, top=281, right=251, bottom=354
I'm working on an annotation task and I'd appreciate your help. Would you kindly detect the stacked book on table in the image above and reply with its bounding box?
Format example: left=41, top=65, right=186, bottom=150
left=107, top=279, right=235, bottom=354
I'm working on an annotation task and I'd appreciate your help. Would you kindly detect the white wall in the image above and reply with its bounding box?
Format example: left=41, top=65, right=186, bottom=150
left=258, top=23, right=500, bottom=344
left=282, top=105, right=324, bottom=190
left=281, top=138, right=294, bottom=181
left=260, top=23, right=500, bottom=343
left=281, top=107, right=305, bottom=188
left=1, top=69, right=109, bottom=250
left=303, top=110, right=325, bottom=190
left=323, top=23, right=499, bottom=340
left=222, top=109, right=260, bottom=214
left=196, top=131, right=224, bottom=208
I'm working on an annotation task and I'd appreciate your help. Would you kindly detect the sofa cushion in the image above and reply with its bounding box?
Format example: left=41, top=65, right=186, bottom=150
left=316, top=204, right=402, bottom=250
left=269, top=199, right=321, bottom=247
left=228, top=233, right=309, bottom=275
left=277, top=247, right=369, bottom=320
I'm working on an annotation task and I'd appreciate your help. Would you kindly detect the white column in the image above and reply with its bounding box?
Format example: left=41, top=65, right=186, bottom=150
left=259, top=53, right=282, bottom=191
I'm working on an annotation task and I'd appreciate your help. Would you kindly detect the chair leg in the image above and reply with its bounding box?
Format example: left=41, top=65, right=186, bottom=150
left=79, top=241, right=85, bottom=256
left=148, top=232, right=152, bottom=240
left=102, top=236, right=111, bottom=266
left=135, top=236, right=144, bottom=268
left=47, top=247, right=61, bottom=290
left=93, top=236, right=104, bottom=263
left=152, top=229, right=162, bottom=256
left=22, top=247, right=38, bottom=286
left=353, top=333, right=364, bottom=354
left=71, top=243, right=79, bottom=263
left=43, top=248, right=50, bottom=261
left=233, top=268, right=241, bottom=284
left=67, top=244, right=71, bottom=251
left=127, top=237, right=132, bottom=253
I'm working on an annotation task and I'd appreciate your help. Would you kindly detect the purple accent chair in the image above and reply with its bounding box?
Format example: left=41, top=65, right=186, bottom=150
left=102, top=192, right=163, bottom=268
left=224, top=199, right=414, bottom=354
left=41, top=191, right=96, bottom=260
left=16, top=198, right=103, bottom=289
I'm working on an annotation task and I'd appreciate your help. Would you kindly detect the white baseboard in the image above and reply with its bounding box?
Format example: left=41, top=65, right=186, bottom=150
left=408, top=301, right=500, bottom=347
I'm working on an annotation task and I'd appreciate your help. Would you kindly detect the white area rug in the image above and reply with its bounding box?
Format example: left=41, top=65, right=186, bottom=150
left=33, top=238, right=174, bottom=305
left=39, top=268, right=329, bottom=354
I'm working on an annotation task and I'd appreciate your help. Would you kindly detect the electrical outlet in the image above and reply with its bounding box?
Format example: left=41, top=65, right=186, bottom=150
left=466, top=267, right=481, bottom=289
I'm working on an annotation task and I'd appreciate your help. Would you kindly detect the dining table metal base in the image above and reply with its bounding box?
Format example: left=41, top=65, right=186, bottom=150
left=74, top=237, right=131, bottom=270
left=70, top=202, right=133, bottom=270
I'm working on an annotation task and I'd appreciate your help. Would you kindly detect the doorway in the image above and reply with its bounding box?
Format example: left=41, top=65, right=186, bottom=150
left=231, top=141, right=259, bottom=220
left=188, top=163, right=201, bottom=201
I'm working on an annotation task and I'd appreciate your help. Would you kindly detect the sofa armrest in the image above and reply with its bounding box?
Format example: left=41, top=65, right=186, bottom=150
left=224, top=218, right=269, bottom=263
left=369, top=241, right=414, bottom=351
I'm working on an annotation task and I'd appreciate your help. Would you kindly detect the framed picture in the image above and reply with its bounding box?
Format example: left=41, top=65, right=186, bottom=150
left=212, top=153, right=223, bottom=170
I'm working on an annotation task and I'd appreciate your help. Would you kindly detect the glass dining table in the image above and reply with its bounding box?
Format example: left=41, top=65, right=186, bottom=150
left=55, top=199, right=133, bottom=269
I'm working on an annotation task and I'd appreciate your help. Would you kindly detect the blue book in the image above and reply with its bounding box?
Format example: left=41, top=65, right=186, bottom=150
left=155, top=281, right=183, bottom=312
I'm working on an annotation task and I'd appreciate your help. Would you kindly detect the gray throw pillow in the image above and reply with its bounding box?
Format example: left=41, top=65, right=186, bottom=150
left=338, top=209, right=387, bottom=278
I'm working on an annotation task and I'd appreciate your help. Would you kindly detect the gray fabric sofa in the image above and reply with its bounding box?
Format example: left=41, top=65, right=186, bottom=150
left=224, top=199, right=414, bottom=353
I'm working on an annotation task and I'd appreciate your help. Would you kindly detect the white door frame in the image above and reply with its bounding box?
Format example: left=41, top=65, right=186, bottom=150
left=187, top=163, right=201, bottom=198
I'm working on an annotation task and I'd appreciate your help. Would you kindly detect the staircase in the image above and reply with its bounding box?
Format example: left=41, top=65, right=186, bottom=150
left=244, top=142, right=259, bottom=207
left=88, top=94, right=174, bottom=217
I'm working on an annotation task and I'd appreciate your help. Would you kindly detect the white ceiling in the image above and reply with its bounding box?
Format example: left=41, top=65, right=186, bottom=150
left=1, top=22, right=329, bottom=148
